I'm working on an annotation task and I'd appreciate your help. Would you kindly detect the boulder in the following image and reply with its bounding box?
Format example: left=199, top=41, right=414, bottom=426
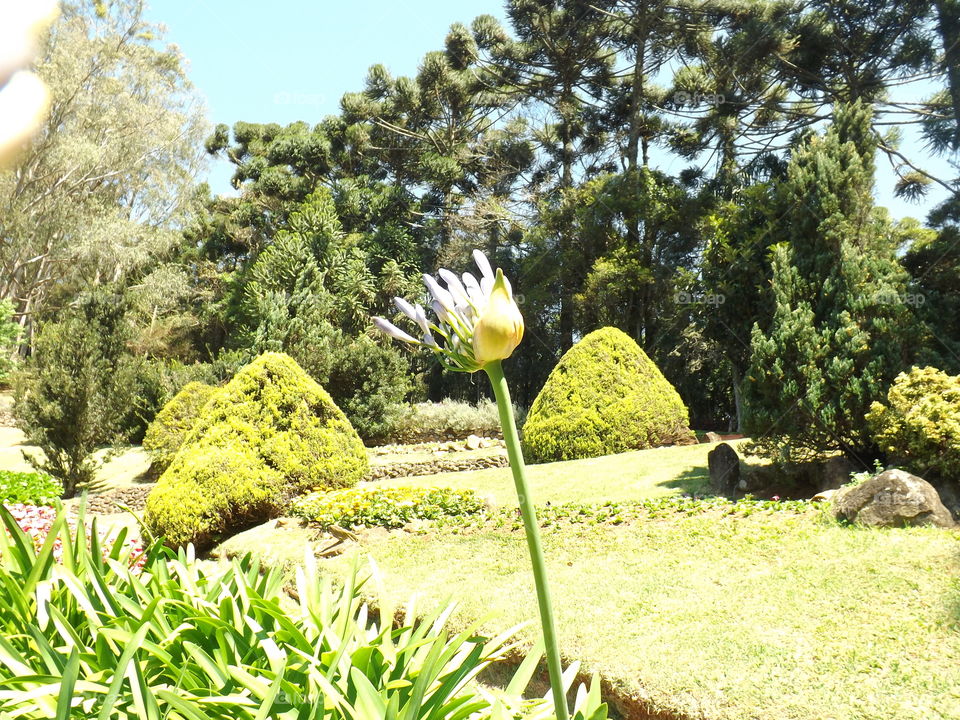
left=705, top=431, right=722, bottom=443
left=833, top=469, right=955, bottom=528
left=708, top=442, right=741, bottom=496
left=811, top=488, right=839, bottom=503
left=465, top=434, right=482, bottom=450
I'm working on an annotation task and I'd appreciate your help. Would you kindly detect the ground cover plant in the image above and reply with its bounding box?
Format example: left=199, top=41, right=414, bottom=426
left=0, top=469, right=61, bottom=505
left=0, top=504, right=607, bottom=720
left=292, top=486, right=486, bottom=529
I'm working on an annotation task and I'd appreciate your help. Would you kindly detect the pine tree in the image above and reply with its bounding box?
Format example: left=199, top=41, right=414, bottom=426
left=743, top=102, right=917, bottom=464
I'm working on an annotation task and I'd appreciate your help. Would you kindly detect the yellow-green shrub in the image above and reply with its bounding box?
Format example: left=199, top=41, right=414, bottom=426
left=292, top=486, right=485, bottom=530
left=522, top=327, right=692, bottom=462
left=145, top=353, right=368, bottom=549
left=142, top=381, right=216, bottom=474
left=866, top=366, right=960, bottom=480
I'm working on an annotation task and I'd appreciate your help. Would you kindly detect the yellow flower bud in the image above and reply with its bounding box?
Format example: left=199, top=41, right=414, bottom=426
left=472, top=269, right=524, bottom=364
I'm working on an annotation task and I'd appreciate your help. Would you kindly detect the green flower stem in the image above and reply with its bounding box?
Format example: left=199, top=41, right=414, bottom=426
left=484, top=360, right=569, bottom=720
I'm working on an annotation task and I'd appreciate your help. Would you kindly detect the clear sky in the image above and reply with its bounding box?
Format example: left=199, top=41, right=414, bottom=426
left=144, top=0, right=506, bottom=195
left=144, top=0, right=952, bottom=222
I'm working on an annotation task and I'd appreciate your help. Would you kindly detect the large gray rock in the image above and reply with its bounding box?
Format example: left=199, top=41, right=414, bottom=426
left=833, top=469, right=956, bottom=528
left=708, top=442, right=741, bottom=496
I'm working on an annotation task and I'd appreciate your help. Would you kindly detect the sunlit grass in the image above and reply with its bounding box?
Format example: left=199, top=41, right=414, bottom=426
left=330, top=441, right=960, bottom=720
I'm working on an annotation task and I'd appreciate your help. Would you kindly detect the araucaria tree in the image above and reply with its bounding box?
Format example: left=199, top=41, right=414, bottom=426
left=744, top=101, right=917, bottom=464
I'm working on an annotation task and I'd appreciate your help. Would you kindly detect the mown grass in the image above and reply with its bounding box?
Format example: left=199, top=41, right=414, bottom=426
left=374, top=441, right=724, bottom=504
left=328, top=443, right=960, bottom=720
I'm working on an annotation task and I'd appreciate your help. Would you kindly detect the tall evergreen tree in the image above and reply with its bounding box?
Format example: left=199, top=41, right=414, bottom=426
left=744, top=102, right=917, bottom=463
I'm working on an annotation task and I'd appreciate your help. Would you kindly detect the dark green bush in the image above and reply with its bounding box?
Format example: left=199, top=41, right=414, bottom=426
left=13, top=292, right=138, bottom=496
left=522, top=327, right=693, bottom=462
left=292, top=485, right=486, bottom=529
left=0, top=470, right=62, bottom=505
left=867, top=366, right=960, bottom=480
left=145, top=352, right=368, bottom=549
left=142, top=381, right=217, bottom=474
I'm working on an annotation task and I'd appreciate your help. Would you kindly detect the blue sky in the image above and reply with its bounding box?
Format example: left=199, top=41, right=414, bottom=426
left=145, top=0, right=953, bottom=222
left=144, top=0, right=506, bottom=195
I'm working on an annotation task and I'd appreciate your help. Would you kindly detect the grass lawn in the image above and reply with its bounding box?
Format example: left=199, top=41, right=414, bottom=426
left=324, top=443, right=960, bottom=720
left=374, top=442, right=725, bottom=504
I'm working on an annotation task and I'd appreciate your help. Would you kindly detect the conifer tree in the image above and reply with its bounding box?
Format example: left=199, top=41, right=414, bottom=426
left=744, top=102, right=917, bottom=464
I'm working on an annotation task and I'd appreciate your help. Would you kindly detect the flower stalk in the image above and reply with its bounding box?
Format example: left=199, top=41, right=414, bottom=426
left=485, top=359, right=569, bottom=720
left=373, top=250, right=569, bottom=719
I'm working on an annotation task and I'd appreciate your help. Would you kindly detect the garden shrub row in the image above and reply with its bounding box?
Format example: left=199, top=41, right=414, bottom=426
left=291, top=485, right=486, bottom=530
left=376, top=399, right=524, bottom=444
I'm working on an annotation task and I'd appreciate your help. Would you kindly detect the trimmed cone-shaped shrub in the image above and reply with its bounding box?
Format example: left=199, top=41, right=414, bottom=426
left=145, top=352, right=368, bottom=549
left=142, top=381, right=217, bottom=475
left=522, top=327, right=692, bottom=461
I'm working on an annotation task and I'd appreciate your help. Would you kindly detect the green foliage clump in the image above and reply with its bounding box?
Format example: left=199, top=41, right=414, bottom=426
left=235, top=190, right=418, bottom=442
left=0, top=300, right=21, bottom=386
left=866, top=366, right=960, bottom=480
left=0, top=470, right=62, bottom=505
left=378, top=399, right=523, bottom=444
left=142, top=381, right=217, bottom=475
left=0, top=504, right=560, bottom=720
left=292, top=486, right=485, bottom=530
left=145, top=352, right=368, bottom=549
left=744, top=102, right=916, bottom=463
left=522, top=327, right=692, bottom=462
left=13, top=292, right=139, bottom=497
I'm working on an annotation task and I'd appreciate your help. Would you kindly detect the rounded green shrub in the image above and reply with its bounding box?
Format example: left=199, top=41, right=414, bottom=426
left=522, top=327, right=692, bottom=462
left=866, top=366, right=960, bottom=480
left=145, top=352, right=368, bottom=549
left=142, top=381, right=217, bottom=475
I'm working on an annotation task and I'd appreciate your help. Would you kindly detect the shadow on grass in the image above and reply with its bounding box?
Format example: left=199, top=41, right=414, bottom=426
left=659, top=466, right=711, bottom=496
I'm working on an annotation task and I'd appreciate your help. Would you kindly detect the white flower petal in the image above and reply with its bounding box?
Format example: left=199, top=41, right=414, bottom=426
left=372, top=317, right=419, bottom=344
left=413, top=304, right=430, bottom=333
left=393, top=297, right=418, bottom=320
left=480, top=275, right=494, bottom=298
left=438, top=268, right=471, bottom=307
left=473, top=249, right=494, bottom=281
left=423, top=274, right=457, bottom=313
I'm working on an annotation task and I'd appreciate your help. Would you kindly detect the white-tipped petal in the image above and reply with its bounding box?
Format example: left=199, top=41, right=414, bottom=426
left=413, top=304, right=430, bottom=333
left=423, top=330, right=438, bottom=348
left=423, top=274, right=457, bottom=313
left=473, top=249, right=494, bottom=280
left=431, top=299, right=450, bottom=325
left=438, top=268, right=471, bottom=307
left=393, top=297, right=418, bottom=320
left=480, top=275, right=494, bottom=298
left=372, top=317, right=419, bottom=344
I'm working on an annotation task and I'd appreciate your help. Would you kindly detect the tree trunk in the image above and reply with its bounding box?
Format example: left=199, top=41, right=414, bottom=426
left=935, top=0, right=960, bottom=148
left=558, top=88, right=576, bottom=351
left=732, top=364, right=744, bottom=434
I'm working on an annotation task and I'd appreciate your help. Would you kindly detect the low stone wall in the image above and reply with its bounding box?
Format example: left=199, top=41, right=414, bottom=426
left=85, top=485, right=153, bottom=514
left=366, top=454, right=509, bottom=481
